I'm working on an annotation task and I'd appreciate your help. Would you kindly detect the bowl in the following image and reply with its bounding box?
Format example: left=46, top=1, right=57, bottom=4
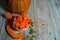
left=9, top=13, right=30, bottom=31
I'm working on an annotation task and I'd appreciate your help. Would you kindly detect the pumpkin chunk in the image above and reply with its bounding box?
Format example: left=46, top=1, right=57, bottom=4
left=6, top=24, right=24, bottom=39
left=5, top=11, right=12, bottom=19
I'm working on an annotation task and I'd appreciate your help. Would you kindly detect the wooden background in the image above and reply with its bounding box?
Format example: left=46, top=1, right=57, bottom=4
left=0, top=0, right=60, bottom=40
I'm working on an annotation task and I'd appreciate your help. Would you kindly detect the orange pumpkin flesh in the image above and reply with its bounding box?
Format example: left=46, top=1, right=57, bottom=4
left=5, top=14, right=30, bottom=39
left=5, top=11, right=12, bottom=19
left=4, top=0, right=31, bottom=39
left=6, top=24, right=24, bottom=39
left=13, top=14, right=30, bottom=29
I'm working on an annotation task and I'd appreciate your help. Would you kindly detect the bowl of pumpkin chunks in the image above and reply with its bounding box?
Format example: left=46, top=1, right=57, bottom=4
left=5, top=11, right=31, bottom=31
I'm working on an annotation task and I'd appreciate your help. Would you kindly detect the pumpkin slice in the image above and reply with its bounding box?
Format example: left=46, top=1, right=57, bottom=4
left=6, top=24, right=24, bottom=39
left=5, top=11, right=12, bottom=19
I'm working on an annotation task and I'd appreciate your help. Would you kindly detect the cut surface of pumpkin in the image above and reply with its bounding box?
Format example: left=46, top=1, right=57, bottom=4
left=6, top=24, right=24, bottom=39
left=5, top=11, right=12, bottom=19
left=13, top=14, right=30, bottom=29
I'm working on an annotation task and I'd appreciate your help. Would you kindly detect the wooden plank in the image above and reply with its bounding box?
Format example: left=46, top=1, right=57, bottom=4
left=0, top=7, right=5, bottom=34
left=0, top=16, right=3, bottom=34
left=0, top=7, right=5, bottom=40
left=45, top=0, right=60, bottom=40
left=34, top=0, right=60, bottom=40
left=33, top=0, right=55, bottom=40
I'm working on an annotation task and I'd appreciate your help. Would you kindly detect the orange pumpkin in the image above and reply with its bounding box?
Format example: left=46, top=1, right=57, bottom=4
left=6, top=0, right=31, bottom=13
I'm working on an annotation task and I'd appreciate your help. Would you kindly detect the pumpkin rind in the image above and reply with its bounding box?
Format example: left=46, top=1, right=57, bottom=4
left=6, top=0, right=31, bottom=13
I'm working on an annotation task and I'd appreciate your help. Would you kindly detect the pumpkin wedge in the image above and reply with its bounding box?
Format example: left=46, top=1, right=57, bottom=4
left=6, top=24, right=24, bottom=39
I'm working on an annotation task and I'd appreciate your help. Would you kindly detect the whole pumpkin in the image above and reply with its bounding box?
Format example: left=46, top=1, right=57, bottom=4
left=6, top=0, right=31, bottom=13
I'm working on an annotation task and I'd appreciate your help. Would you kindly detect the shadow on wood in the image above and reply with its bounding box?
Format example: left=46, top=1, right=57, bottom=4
left=0, top=0, right=11, bottom=12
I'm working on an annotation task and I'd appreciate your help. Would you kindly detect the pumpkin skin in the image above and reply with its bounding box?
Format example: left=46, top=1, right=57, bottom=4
left=6, top=0, right=31, bottom=13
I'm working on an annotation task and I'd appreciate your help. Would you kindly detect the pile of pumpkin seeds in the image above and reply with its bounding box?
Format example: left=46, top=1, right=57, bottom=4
left=26, top=20, right=36, bottom=40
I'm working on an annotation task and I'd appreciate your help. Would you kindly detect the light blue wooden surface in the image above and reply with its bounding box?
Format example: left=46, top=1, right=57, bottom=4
left=33, top=0, right=60, bottom=40
left=0, top=0, right=60, bottom=40
left=45, top=0, right=60, bottom=40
